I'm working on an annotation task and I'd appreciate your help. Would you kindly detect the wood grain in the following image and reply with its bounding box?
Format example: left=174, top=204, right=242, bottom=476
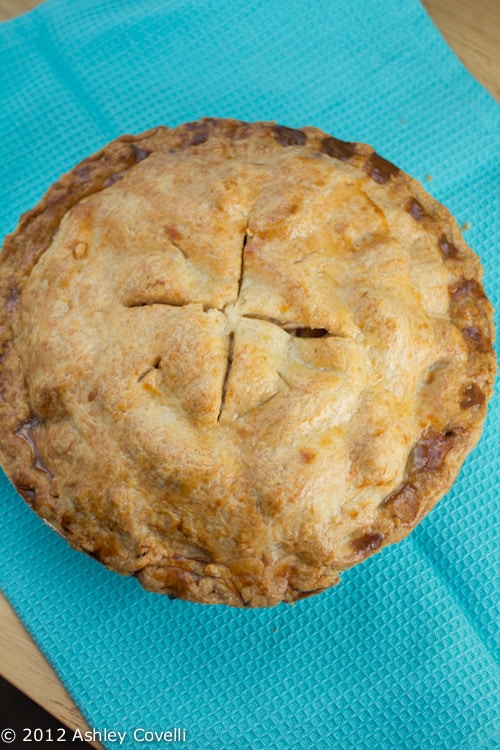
left=0, top=0, right=39, bottom=21
left=0, top=0, right=498, bottom=736
left=0, top=591, right=102, bottom=748
left=421, top=0, right=500, bottom=101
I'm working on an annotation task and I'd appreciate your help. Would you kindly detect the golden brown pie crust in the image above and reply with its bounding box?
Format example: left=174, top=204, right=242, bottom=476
left=0, top=118, right=496, bottom=607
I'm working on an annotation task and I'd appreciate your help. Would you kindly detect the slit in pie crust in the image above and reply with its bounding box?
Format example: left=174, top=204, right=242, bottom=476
left=0, top=118, right=496, bottom=607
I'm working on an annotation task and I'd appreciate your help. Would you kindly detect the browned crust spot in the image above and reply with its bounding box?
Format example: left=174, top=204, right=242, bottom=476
left=439, top=234, right=459, bottom=259
left=364, top=151, right=400, bottom=184
left=4, top=286, right=19, bottom=313
left=320, top=135, right=356, bottom=162
left=274, top=124, right=307, bottom=147
left=406, top=197, right=425, bottom=221
left=350, top=531, right=384, bottom=558
left=450, top=278, right=486, bottom=302
left=460, top=383, right=486, bottom=409
left=182, top=121, right=211, bottom=147
left=13, top=478, right=37, bottom=507
left=462, top=325, right=489, bottom=352
left=411, top=429, right=456, bottom=472
left=381, top=483, right=419, bottom=526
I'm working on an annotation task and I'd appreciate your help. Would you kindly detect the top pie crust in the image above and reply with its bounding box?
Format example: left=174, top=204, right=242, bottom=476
left=0, top=118, right=496, bottom=607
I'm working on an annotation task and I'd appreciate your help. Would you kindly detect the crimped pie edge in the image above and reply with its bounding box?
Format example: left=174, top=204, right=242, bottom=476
left=0, top=118, right=496, bottom=607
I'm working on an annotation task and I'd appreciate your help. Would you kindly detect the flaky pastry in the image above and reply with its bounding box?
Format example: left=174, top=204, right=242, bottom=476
left=0, top=119, right=496, bottom=606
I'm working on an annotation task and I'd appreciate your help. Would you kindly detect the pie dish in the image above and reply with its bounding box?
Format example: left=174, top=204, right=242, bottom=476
left=0, top=118, right=495, bottom=607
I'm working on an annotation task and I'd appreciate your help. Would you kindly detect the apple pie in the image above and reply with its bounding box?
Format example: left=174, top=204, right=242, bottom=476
left=0, top=118, right=495, bottom=606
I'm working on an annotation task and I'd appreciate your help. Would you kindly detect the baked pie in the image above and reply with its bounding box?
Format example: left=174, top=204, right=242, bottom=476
left=0, top=118, right=495, bottom=607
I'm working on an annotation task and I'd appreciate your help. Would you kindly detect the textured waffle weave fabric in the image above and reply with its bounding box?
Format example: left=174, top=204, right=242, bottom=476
left=0, top=1, right=499, bottom=748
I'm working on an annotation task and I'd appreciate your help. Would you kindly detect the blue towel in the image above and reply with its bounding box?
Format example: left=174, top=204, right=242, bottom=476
left=0, top=1, right=498, bottom=748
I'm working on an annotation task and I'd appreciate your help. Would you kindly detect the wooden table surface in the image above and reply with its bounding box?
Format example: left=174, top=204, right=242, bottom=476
left=0, top=0, right=499, bottom=740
